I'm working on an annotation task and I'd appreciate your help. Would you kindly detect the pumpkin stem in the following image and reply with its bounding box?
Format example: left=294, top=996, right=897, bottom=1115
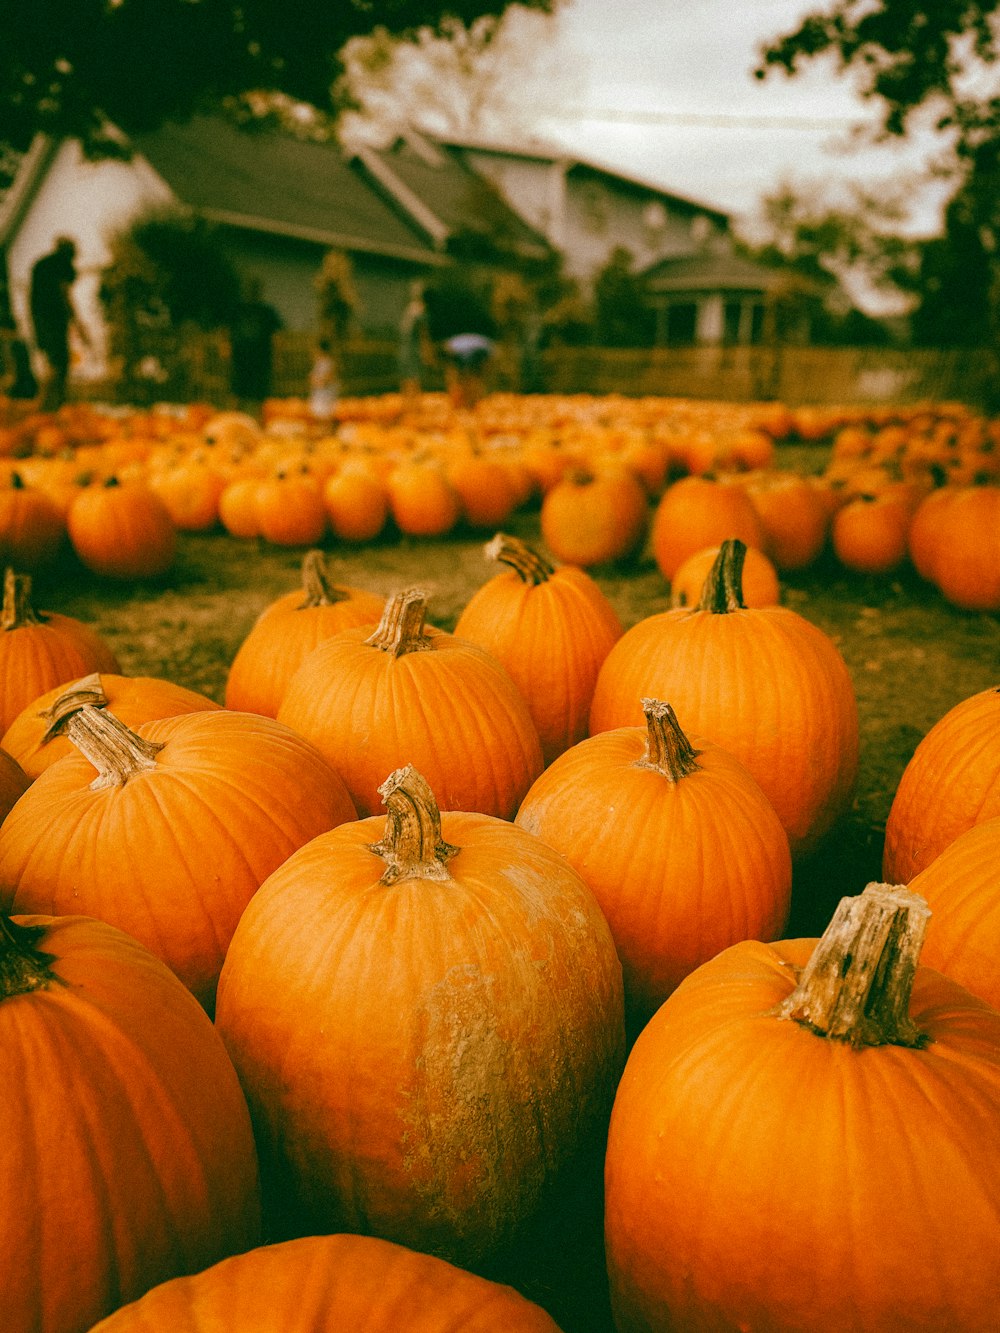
left=1, top=568, right=47, bottom=631
left=696, top=539, right=747, bottom=614
left=365, top=588, right=432, bottom=657
left=65, top=705, right=165, bottom=790
left=635, top=698, right=702, bottom=780
left=298, top=549, right=348, bottom=609
left=39, top=672, right=109, bottom=744
left=0, top=914, right=60, bottom=998
left=485, top=532, right=555, bottom=585
left=776, top=882, right=930, bottom=1048
left=370, top=765, right=460, bottom=886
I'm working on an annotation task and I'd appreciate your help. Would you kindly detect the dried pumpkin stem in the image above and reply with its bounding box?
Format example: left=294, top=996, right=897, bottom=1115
left=485, top=533, right=555, bottom=585
left=370, top=765, right=460, bottom=886
left=777, top=882, right=930, bottom=1048
left=365, top=588, right=432, bottom=657
left=0, top=914, right=59, bottom=998
left=697, top=539, right=748, bottom=614
left=39, top=672, right=109, bottom=744
left=635, top=698, right=701, bottom=781
left=1, top=568, right=47, bottom=631
left=298, top=549, right=348, bottom=609
left=65, top=705, right=164, bottom=791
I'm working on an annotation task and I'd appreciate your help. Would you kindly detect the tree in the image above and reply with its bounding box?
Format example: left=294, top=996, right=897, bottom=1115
left=736, top=182, right=917, bottom=342
left=0, top=0, right=553, bottom=156
left=592, top=248, right=654, bottom=348
left=335, top=8, right=570, bottom=148
left=756, top=2, right=1000, bottom=355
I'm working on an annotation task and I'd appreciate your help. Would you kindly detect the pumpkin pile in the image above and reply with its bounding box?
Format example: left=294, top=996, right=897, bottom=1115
left=2, top=386, right=1000, bottom=1333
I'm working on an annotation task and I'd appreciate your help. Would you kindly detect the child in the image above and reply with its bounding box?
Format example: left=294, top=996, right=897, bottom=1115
left=308, top=337, right=339, bottom=425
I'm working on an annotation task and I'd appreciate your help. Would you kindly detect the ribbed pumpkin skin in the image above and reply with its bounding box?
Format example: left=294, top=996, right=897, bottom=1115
left=0, top=711, right=357, bottom=1011
left=605, top=937, right=1000, bottom=1333
left=589, top=605, right=858, bottom=857
left=454, top=564, right=623, bottom=765
left=909, top=816, right=1000, bottom=1009
left=1, top=673, right=221, bottom=780
left=88, top=1234, right=563, bottom=1332
left=883, top=686, right=1000, bottom=883
left=277, top=629, right=544, bottom=818
left=515, top=721, right=791, bottom=1018
left=1, top=914, right=260, bottom=1333
left=225, top=585, right=385, bottom=716
left=215, top=810, right=624, bottom=1266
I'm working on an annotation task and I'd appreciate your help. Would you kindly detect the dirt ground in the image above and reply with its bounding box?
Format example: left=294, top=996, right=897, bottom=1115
left=27, top=442, right=1000, bottom=1333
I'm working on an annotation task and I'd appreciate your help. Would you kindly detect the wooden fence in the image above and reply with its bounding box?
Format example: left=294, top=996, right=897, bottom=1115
left=67, top=330, right=999, bottom=411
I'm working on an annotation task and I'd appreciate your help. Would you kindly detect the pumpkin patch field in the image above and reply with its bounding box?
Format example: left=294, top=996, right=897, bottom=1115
left=2, top=391, right=1000, bottom=1333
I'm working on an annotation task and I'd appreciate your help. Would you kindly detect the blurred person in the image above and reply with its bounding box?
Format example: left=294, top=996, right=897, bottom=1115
left=397, top=280, right=432, bottom=409
left=442, top=332, right=495, bottom=411
left=28, top=237, right=89, bottom=411
left=308, top=335, right=339, bottom=425
left=229, top=276, right=282, bottom=418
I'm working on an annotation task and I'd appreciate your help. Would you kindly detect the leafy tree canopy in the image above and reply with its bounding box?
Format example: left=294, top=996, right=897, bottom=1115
left=1, top=0, right=552, bottom=155
left=756, top=1, right=999, bottom=153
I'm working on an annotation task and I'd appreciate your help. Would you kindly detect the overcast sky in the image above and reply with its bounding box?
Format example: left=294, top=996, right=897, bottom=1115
left=520, top=0, right=952, bottom=233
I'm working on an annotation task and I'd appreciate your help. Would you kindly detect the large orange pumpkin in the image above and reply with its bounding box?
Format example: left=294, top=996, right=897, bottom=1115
left=516, top=699, right=791, bottom=1023
left=88, top=1234, right=562, bottom=1332
left=215, top=765, right=624, bottom=1265
left=605, top=883, right=1000, bottom=1332
left=589, top=540, right=858, bottom=857
left=0, top=910, right=260, bottom=1333
left=454, top=533, right=623, bottom=764
left=278, top=587, right=543, bottom=818
left=883, top=684, right=1000, bottom=882
left=225, top=549, right=385, bottom=716
left=0, top=707, right=357, bottom=1012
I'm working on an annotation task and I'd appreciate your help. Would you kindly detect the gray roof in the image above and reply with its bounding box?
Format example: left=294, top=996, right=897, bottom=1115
left=642, top=252, right=794, bottom=295
left=366, top=137, right=554, bottom=261
left=131, top=115, right=443, bottom=265
left=435, top=132, right=730, bottom=226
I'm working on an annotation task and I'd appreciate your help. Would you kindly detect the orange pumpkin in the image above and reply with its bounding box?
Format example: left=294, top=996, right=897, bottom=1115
left=928, top=484, right=1000, bottom=610
left=88, top=1234, right=562, bottom=1332
left=883, top=684, right=1000, bottom=882
left=0, top=707, right=357, bottom=1012
left=454, top=533, right=623, bottom=764
left=255, top=472, right=328, bottom=547
left=605, top=883, right=1000, bottom=1333
left=67, top=477, right=176, bottom=578
left=589, top=540, right=858, bottom=857
left=0, top=472, right=66, bottom=570
left=649, top=475, right=765, bottom=581
left=0, top=671, right=221, bottom=780
left=322, top=466, right=389, bottom=543
left=740, top=469, right=829, bottom=571
left=278, top=588, right=543, bottom=818
left=909, top=816, right=1000, bottom=1010
left=0, top=910, right=260, bottom=1333
left=540, top=466, right=648, bottom=568
left=225, top=549, right=385, bottom=717
left=0, top=569, right=120, bottom=732
left=670, top=542, right=780, bottom=608
left=516, top=699, right=791, bottom=1022
left=215, top=765, right=624, bottom=1265
left=831, top=491, right=911, bottom=574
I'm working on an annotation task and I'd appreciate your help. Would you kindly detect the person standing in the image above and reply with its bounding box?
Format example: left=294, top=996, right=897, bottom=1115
left=28, top=237, right=88, bottom=411
left=308, top=336, right=339, bottom=427
left=397, top=280, right=432, bottom=410
left=229, top=277, right=282, bottom=418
